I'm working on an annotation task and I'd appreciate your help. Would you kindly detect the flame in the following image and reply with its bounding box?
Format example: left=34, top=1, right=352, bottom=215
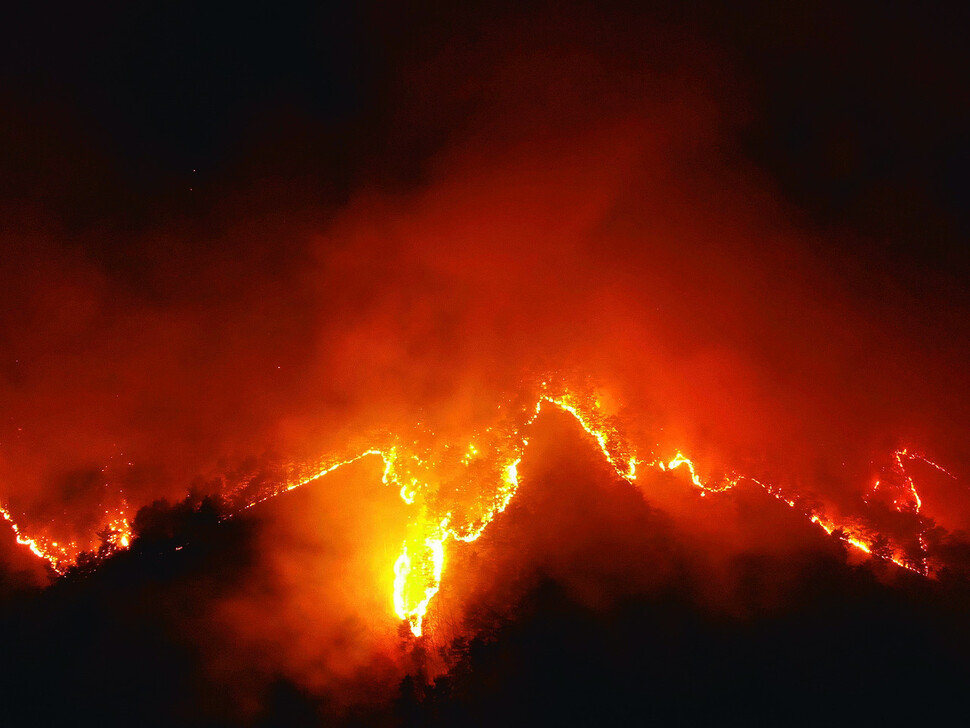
left=287, top=382, right=955, bottom=636
left=0, top=503, right=131, bottom=573
left=393, top=515, right=448, bottom=636
left=0, top=378, right=958, bottom=635
left=0, top=505, right=57, bottom=564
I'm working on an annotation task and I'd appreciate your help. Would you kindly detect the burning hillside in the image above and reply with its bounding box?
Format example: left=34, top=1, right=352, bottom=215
left=1, top=0, right=969, bottom=725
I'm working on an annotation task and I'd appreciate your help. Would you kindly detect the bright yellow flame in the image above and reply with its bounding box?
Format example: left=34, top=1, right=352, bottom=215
left=393, top=515, right=448, bottom=636
left=0, top=379, right=954, bottom=634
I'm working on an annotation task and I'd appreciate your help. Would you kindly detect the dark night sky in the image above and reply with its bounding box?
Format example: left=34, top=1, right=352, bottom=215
left=3, top=1, right=968, bottom=246
left=2, top=1, right=970, bottom=725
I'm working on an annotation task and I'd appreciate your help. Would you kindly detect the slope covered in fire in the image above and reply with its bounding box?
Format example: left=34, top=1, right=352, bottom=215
left=3, top=414, right=970, bottom=725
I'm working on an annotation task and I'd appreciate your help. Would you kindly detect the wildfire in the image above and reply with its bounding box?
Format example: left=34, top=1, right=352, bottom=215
left=0, top=503, right=131, bottom=573
left=0, top=504, right=59, bottom=564
left=0, top=378, right=958, bottom=636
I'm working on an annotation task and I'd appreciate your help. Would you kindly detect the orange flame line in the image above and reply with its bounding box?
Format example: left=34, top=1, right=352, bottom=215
left=0, top=383, right=955, bottom=634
